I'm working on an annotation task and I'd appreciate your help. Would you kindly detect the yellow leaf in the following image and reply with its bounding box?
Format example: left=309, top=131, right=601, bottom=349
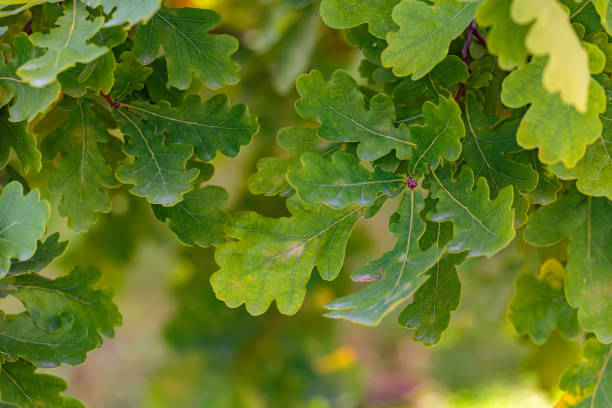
left=511, top=0, right=590, bottom=112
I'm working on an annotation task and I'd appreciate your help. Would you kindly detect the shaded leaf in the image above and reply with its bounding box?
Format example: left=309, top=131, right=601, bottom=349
left=325, top=189, right=445, bottom=325
left=9, top=233, right=67, bottom=275
left=110, top=52, right=153, bottom=101
left=153, top=185, right=229, bottom=247
left=0, top=111, right=40, bottom=173
left=508, top=259, right=580, bottom=345
left=3, top=266, right=121, bottom=338
left=133, top=7, right=240, bottom=90
left=85, top=0, right=161, bottom=27
left=0, top=360, right=84, bottom=408
left=399, top=251, right=466, bottom=346
left=524, top=186, right=612, bottom=342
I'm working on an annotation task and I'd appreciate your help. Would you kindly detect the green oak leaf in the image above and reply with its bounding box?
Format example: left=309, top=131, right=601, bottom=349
left=409, top=95, right=464, bottom=177
left=524, top=186, right=612, bottom=343
left=115, top=109, right=199, bottom=206
left=319, top=0, right=399, bottom=39
left=85, top=0, right=161, bottom=27
left=41, top=98, right=117, bottom=232
left=462, top=94, right=538, bottom=196
left=392, top=55, right=469, bottom=109
left=0, top=360, right=84, bottom=408
left=557, top=339, right=612, bottom=408
left=427, top=167, right=515, bottom=258
left=399, top=251, right=466, bottom=346
left=110, top=52, right=153, bottom=102
left=508, top=259, right=580, bottom=345
left=17, top=2, right=107, bottom=88
left=9, top=233, right=68, bottom=275
left=212, top=195, right=365, bottom=315
left=593, top=0, right=612, bottom=35
left=325, top=189, right=445, bottom=325
left=550, top=100, right=612, bottom=200
left=248, top=127, right=340, bottom=197
left=153, top=185, right=230, bottom=247
left=133, top=7, right=240, bottom=90
left=58, top=25, right=127, bottom=98
left=0, top=182, right=49, bottom=278
left=121, top=94, right=259, bottom=162
left=296, top=69, right=414, bottom=161
left=382, top=0, right=481, bottom=79
left=0, top=110, right=41, bottom=173
left=288, top=151, right=405, bottom=209
left=513, top=150, right=563, bottom=206
left=476, top=0, right=529, bottom=70
left=0, top=34, right=60, bottom=122
left=501, top=57, right=606, bottom=167
left=0, top=312, right=97, bottom=367
left=3, top=266, right=120, bottom=339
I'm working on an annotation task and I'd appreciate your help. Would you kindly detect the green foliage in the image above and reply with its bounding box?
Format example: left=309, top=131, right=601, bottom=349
left=0, top=0, right=611, bottom=405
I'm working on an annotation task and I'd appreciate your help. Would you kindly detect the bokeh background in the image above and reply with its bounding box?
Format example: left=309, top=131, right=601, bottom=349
left=26, top=0, right=582, bottom=406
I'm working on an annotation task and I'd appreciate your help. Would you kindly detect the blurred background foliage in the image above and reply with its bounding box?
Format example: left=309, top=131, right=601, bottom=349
left=21, top=0, right=582, bottom=406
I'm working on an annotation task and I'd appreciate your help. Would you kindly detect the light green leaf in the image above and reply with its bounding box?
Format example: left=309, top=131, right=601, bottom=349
left=551, top=94, right=612, bottom=200
left=557, top=339, right=612, bottom=408
left=508, top=259, right=580, bottom=345
left=3, top=266, right=120, bottom=339
left=524, top=186, right=612, bottom=343
left=0, top=182, right=49, bottom=278
left=0, top=312, right=97, bottom=367
left=593, top=0, right=612, bottom=35
left=9, top=233, right=67, bottom=275
left=319, top=0, right=399, bottom=39
left=41, top=98, right=117, bottom=232
left=0, top=360, right=84, bottom=408
left=121, top=94, right=258, bottom=162
left=133, top=7, right=240, bottom=90
left=476, top=0, right=529, bottom=70
left=511, top=0, right=590, bottom=112
left=409, top=95, right=464, bottom=177
left=0, top=34, right=60, bottom=122
left=85, top=0, right=161, bottom=27
left=399, top=251, right=466, bottom=346
left=288, top=151, right=405, bottom=209
left=17, top=2, right=107, bottom=88
left=110, top=52, right=153, bottom=101
left=115, top=109, right=199, bottom=206
left=382, top=0, right=481, bottom=79
left=153, top=185, right=229, bottom=247
left=248, top=127, right=340, bottom=197
left=325, top=189, right=445, bottom=325
left=0, top=111, right=41, bottom=173
left=212, top=195, right=365, bottom=315
left=462, top=94, right=538, bottom=196
left=501, top=58, right=606, bottom=167
left=295, top=69, right=414, bottom=161
left=427, top=167, right=515, bottom=258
